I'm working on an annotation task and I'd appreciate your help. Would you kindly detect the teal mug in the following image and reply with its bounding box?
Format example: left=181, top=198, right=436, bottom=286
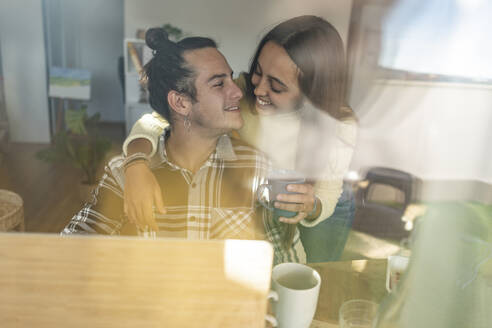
left=257, top=170, right=305, bottom=219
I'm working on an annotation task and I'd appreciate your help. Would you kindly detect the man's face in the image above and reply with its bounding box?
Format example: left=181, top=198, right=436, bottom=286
left=184, top=48, right=243, bottom=136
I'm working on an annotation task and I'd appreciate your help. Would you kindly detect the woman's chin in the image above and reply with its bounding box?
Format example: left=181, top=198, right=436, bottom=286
left=255, top=104, right=277, bottom=116
left=256, top=104, right=299, bottom=116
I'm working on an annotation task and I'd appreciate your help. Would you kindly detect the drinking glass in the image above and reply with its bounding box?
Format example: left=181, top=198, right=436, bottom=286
left=339, top=299, right=378, bottom=328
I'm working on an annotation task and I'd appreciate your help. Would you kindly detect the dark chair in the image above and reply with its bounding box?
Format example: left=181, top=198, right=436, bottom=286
left=352, top=167, right=420, bottom=241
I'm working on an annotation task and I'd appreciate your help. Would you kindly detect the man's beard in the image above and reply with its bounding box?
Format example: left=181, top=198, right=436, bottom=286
left=189, top=103, right=233, bottom=136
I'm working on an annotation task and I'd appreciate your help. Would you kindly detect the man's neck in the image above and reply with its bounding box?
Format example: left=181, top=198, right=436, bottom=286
left=165, top=126, right=221, bottom=174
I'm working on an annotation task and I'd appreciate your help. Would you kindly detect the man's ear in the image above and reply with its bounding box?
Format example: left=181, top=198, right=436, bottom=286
left=167, top=90, right=192, bottom=116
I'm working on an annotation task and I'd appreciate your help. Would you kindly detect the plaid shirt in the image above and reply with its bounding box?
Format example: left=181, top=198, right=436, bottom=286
left=62, top=130, right=305, bottom=264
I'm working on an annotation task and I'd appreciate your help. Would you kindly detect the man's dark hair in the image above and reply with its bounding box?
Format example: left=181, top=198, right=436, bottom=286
left=142, top=28, right=217, bottom=122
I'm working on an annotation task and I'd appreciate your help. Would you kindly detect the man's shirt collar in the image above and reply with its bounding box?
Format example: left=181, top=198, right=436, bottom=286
left=158, top=127, right=237, bottom=170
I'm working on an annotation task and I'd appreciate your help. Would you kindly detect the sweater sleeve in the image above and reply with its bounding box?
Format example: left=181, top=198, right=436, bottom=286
left=300, top=119, right=358, bottom=227
left=122, top=112, right=169, bottom=157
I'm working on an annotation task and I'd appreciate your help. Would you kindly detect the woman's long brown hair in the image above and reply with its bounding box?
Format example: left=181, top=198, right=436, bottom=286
left=246, top=16, right=357, bottom=249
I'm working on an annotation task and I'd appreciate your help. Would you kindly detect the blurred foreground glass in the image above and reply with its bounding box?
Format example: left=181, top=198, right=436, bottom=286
left=374, top=203, right=492, bottom=328
left=339, top=299, right=378, bottom=328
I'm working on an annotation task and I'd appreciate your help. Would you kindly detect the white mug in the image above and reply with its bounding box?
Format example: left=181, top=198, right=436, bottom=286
left=270, top=263, right=321, bottom=328
left=386, top=255, right=409, bottom=292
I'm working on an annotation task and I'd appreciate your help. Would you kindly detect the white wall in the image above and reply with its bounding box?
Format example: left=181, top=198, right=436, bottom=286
left=124, top=0, right=353, bottom=75
left=351, top=81, right=492, bottom=184
left=0, top=0, right=51, bottom=143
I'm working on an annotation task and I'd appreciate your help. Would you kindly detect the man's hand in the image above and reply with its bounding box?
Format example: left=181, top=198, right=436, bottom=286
left=123, top=161, right=166, bottom=231
left=274, top=183, right=319, bottom=224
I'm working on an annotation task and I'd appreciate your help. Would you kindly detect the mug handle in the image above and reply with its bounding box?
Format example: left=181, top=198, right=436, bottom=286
left=265, top=290, right=278, bottom=327
left=257, top=184, right=274, bottom=210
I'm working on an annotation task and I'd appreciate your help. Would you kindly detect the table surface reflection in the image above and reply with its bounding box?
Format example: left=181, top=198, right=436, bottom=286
left=309, top=259, right=388, bottom=326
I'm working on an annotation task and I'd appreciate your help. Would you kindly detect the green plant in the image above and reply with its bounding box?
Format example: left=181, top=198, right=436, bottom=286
left=36, top=106, right=111, bottom=185
left=162, top=23, right=185, bottom=41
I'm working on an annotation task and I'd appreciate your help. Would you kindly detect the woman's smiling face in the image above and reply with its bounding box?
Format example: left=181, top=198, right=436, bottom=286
left=250, top=41, right=304, bottom=115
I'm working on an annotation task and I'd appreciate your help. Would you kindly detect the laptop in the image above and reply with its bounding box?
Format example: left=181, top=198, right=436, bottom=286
left=0, top=233, right=273, bottom=327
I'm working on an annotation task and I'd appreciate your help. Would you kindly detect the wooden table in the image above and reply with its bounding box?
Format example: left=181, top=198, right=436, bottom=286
left=0, top=233, right=274, bottom=328
left=1, top=233, right=388, bottom=327
left=308, top=259, right=388, bottom=327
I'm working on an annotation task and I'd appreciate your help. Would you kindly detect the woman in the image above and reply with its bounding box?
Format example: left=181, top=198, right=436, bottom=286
left=123, top=15, right=357, bottom=262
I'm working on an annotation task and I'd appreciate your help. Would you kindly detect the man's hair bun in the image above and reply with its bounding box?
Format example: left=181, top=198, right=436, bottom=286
left=145, top=28, right=172, bottom=51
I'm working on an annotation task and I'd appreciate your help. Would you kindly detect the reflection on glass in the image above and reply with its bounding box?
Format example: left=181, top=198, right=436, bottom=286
left=0, top=1, right=491, bottom=325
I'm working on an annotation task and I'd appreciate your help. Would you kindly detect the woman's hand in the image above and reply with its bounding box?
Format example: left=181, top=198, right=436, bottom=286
left=274, top=183, right=319, bottom=224
left=123, top=161, right=166, bottom=231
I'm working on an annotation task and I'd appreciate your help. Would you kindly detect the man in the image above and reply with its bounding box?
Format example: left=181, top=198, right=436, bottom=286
left=63, top=31, right=266, bottom=240
left=62, top=30, right=306, bottom=264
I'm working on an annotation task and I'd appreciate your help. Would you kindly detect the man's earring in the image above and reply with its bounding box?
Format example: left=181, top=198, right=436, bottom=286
left=183, top=114, right=191, bottom=132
